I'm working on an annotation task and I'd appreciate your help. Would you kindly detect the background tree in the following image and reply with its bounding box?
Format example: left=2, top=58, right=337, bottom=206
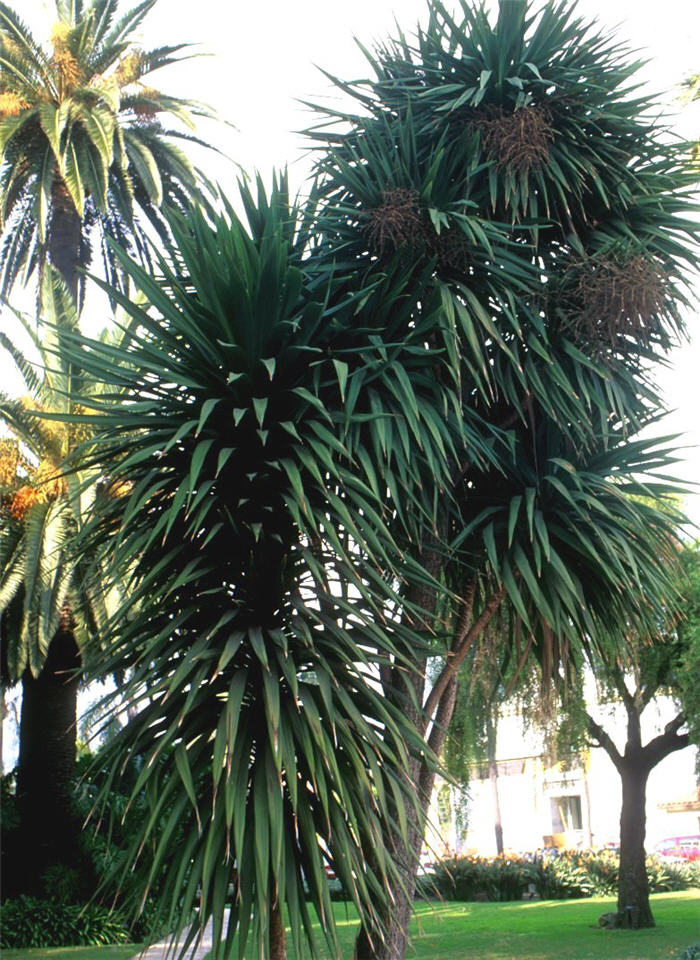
left=0, top=274, right=120, bottom=895
left=0, top=0, right=213, bottom=306
left=584, top=541, right=699, bottom=928
left=307, top=2, right=698, bottom=956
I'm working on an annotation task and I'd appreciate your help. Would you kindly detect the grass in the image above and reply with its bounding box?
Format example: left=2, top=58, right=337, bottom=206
left=1, top=948, right=139, bottom=960
left=3, top=891, right=699, bottom=960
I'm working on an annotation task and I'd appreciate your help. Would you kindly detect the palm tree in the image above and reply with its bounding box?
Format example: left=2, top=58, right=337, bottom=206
left=306, top=1, right=698, bottom=953
left=0, top=0, right=212, bottom=305
left=0, top=272, right=120, bottom=894
left=58, top=177, right=459, bottom=959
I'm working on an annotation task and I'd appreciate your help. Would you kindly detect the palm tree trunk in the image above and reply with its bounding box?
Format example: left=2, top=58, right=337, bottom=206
left=269, top=899, right=286, bottom=960
left=48, top=180, right=82, bottom=303
left=486, top=716, right=504, bottom=855
left=15, top=620, right=80, bottom=893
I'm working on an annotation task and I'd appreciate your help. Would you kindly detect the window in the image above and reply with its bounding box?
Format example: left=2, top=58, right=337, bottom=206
left=551, top=795, right=582, bottom=832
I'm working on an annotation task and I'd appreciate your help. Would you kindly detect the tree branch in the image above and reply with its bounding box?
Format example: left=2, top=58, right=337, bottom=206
left=421, top=584, right=506, bottom=733
left=586, top=712, right=623, bottom=771
left=642, top=713, right=690, bottom=769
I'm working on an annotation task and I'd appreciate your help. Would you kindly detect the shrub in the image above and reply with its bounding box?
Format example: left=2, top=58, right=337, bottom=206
left=431, top=848, right=700, bottom=903
left=677, top=945, right=700, bottom=960
left=0, top=896, right=130, bottom=949
left=530, top=854, right=593, bottom=900
left=431, top=855, right=531, bottom=902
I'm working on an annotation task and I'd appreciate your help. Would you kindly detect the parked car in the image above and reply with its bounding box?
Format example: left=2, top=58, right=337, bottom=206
left=654, top=836, right=700, bottom=861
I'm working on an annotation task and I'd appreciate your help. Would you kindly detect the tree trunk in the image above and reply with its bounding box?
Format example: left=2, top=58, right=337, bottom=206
left=269, top=899, right=286, bottom=960
left=617, top=761, right=654, bottom=928
left=354, top=571, right=502, bottom=960
left=48, top=179, right=81, bottom=304
left=14, top=622, right=81, bottom=893
left=486, top=716, right=504, bottom=855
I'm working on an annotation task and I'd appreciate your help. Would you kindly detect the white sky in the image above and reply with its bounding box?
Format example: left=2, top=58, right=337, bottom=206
left=1, top=0, right=699, bottom=523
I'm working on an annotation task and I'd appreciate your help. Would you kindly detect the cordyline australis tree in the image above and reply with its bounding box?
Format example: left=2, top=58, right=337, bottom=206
left=305, top=0, right=698, bottom=954
left=0, top=0, right=213, bottom=306
left=60, top=176, right=464, bottom=960
left=0, top=272, right=118, bottom=893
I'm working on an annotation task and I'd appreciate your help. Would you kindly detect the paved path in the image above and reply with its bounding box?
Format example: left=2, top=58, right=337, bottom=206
left=130, top=911, right=229, bottom=960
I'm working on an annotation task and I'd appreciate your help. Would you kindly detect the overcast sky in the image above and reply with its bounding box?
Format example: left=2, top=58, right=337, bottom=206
left=1, top=0, right=699, bottom=523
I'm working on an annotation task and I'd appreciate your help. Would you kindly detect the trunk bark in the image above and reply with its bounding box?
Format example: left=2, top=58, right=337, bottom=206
left=486, top=717, right=504, bottom=855
left=355, top=539, right=444, bottom=960
left=617, top=761, right=654, bottom=928
left=355, top=574, right=502, bottom=960
left=48, top=179, right=81, bottom=304
left=269, top=899, right=286, bottom=960
left=15, top=622, right=81, bottom=893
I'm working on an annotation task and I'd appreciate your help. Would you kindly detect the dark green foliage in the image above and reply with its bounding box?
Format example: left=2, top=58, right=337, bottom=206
left=308, top=0, right=698, bottom=677
left=59, top=176, right=459, bottom=960
left=428, top=850, right=699, bottom=903
left=431, top=855, right=532, bottom=902
left=0, top=896, right=130, bottom=948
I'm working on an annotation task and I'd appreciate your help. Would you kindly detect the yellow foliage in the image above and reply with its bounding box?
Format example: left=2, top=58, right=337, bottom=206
left=49, top=22, right=73, bottom=51
left=35, top=459, right=67, bottom=499
left=52, top=49, right=83, bottom=90
left=9, top=485, right=43, bottom=521
left=0, top=91, right=28, bottom=117
left=0, top=439, right=21, bottom=485
left=116, top=51, right=143, bottom=87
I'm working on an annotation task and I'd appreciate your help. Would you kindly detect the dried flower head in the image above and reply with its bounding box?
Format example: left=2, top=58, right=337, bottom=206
left=364, top=188, right=428, bottom=254
left=132, top=86, right=161, bottom=117
left=437, top=228, right=473, bottom=273
left=474, top=104, right=554, bottom=174
left=573, top=254, right=668, bottom=350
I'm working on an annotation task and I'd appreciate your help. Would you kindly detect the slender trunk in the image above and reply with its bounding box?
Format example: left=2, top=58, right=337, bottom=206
left=48, top=179, right=81, bottom=304
left=355, top=538, right=443, bottom=960
left=355, top=575, right=503, bottom=960
left=582, top=757, right=593, bottom=848
left=15, top=622, right=80, bottom=893
left=0, top=682, right=5, bottom=775
left=486, top=716, right=504, bottom=855
left=269, top=899, right=286, bottom=960
left=617, top=760, right=654, bottom=928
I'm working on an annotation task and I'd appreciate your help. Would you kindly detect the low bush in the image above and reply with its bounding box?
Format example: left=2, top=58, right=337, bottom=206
left=431, top=848, right=700, bottom=902
left=530, top=855, right=593, bottom=900
left=677, top=945, right=700, bottom=960
left=432, top=855, right=532, bottom=902
left=0, top=896, right=130, bottom=949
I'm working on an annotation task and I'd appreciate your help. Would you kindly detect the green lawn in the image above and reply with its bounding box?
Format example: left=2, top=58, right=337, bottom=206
left=1, top=948, right=139, bottom=960
left=4, top=891, right=699, bottom=960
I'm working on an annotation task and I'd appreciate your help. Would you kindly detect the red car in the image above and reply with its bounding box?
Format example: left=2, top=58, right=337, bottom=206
left=654, top=836, right=700, bottom=861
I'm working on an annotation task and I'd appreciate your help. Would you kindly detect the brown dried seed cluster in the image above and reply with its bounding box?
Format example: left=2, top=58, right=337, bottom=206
left=363, top=188, right=428, bottom=254
left=133, top=86, right=161, bottom=117
left=436, top=228, right=472, bottom=273
left=474, top=104, right=554, bottom=174
left=574, top=255, right=667, bottom=349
